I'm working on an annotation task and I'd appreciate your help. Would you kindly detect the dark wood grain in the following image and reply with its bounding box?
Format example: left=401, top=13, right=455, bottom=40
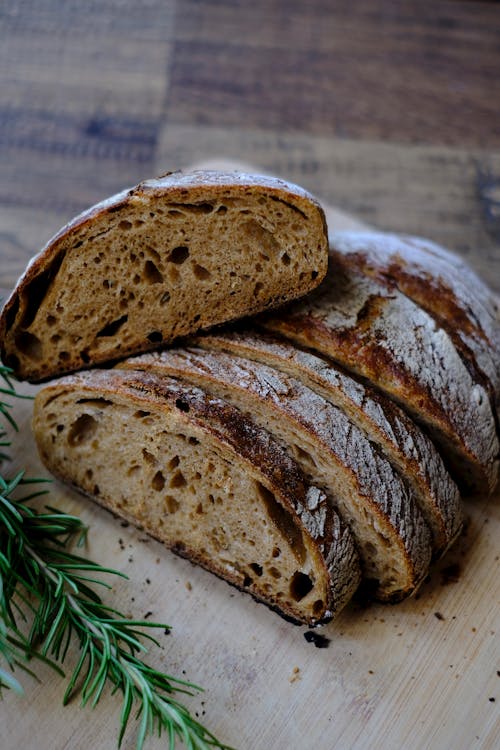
left=169, top=0, right=500, bottom=146
left=0, top=0, right=499, bottom=292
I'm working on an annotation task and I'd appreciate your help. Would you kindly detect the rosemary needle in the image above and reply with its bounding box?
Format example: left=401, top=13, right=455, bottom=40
left=0, top=363, right=234, bottom=750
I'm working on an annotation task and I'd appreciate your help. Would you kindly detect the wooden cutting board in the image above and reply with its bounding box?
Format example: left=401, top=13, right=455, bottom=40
left=1, top=199, right=498, bottom=750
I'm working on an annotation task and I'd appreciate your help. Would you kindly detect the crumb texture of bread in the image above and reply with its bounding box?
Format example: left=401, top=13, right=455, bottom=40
left=191, top=328, right=463, bottom=557
left=122, top=348, right=432, bottom=601
left=32, top=369, right=361, bottom=625
left=262, top=249, right=499, bottom=495
left=0, top=170, right=327, bottom=382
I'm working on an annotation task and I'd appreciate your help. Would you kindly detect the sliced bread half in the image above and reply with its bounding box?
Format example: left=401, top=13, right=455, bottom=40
left=1, top=170, right=327, bottom=382
left=33, top=369, right=360, bottom=626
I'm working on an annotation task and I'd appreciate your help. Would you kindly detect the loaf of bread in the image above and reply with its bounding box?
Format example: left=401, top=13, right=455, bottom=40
left=121, top=348, right=433, bottom=601
left=32, top=369, right=361, bottom=625
left=0, top=170, right=328, bottom=382
left=262, top=247, right=499, bottom=495
left=191, top=328, right=463, bottom=557
left=329, top=231, right=500, bottom=425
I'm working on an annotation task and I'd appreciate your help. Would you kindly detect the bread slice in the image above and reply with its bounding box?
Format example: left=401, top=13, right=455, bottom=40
left=121, top=349, right=433, bottom=601
left=33, top=369, right=361, bottom=626
left=0, top=170, right=328, bottom=382
left=261, top=249, right=499, bottom=495
left=191, top=328, right=463, bottom=557
left=330, top=231, right=500, bottom=426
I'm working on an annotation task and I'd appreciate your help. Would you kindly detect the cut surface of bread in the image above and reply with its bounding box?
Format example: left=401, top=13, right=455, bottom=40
left=1, top=170, right=328, bottom=382
left=122, top=349, right=432, bottom=601
left=261, top=250, right=499, bottom=495
left=192, top=328, right=463, bottom=557
left=33, top=369, right=361, bottom=625
left=330, top=231, right=500, bottom=426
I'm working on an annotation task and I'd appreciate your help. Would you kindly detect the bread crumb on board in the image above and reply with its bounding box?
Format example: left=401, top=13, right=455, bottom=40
left=289, top=667, right=301, bottom=684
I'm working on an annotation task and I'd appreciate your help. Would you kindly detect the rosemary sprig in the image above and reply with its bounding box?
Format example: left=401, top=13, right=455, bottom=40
left=0, top=363, right=233, bottom=750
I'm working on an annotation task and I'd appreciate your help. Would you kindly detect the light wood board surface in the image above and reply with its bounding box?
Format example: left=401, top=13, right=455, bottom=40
left=0, top=200, right=499, bottom=750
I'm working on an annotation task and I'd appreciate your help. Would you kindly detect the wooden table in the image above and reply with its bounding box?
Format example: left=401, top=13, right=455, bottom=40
left=1, top=3, right=499, bottom=749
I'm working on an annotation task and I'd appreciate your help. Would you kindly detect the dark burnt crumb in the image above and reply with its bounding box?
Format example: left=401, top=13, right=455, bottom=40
left=164, top=627, right=171, bottom=635
left=128, top=556, right=133, bottom=563
left=440, top=562, right=462, bottom=585
left=139, top=537, right=150, bottom=543
left=434, top=612, right=445, bottom=621
left=144, top=611, right=153, bottom=619
left=118, top=538, right=125, bottom=551
left=489, top=697, right=496, bottom=702
left=146, top=578, right=151, bottom=584
left=497, top=671, right=500, bottom=677
left=368, top=670, right=374, bottom=675
left=120, top=520, right=129, bottom=528
left=304, top=631, right=330, bottom=648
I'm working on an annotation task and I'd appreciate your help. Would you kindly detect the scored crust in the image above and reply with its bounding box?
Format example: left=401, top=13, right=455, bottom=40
left=191, top=328, right=463, bottom=557
left=33, top=369, right=361, bottom=625
left=261, top=249, right=500, bottom=495
left=0, top=169, right=328, bottom=382
left=329, top=231, right=500, bottom=427
left=122, top=348, right=433, bottom=601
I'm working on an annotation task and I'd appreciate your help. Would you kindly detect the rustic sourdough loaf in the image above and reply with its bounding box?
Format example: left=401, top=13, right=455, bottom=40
left=121, top=349, right=433, bottom=601
left=261, top=249, right=499, bottom=495
left=0, top=170, right=328, bottom=382
left=330, top=231, right=500, bottom=426
left=33, top=369, right=361, bottom=626
left=191, top=328, right=463, bottom=557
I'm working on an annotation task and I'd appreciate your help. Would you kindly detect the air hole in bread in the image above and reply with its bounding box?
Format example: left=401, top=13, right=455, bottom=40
left=192, top=263, right=211, bottom=281
left=188, top=436, right=199, bottom=446
left=289, top=571, right=314, bottom=601
left=142, top=448, right=156, bottom=464
left=165, top=495, right=180, bottom=513
left=59, top=351, right=70, bottom=361
left=118, top=219, right=132, bottom=231
left=268, top=566, right=281, bottom=579
left=175, top=398, right=190, bottom=413
left=168, top=246, right=190, bottom=264
left=281, top=252, right=291, bottom=266
left=168, top=455, right=180, bottom=470
left=46, top=315, right=57, bottom=326
left=15, top=331, right=43, bottom=361
left=147, top=331, right=163, bottom=344
left=272, top=546, right=281, bottom=558
left=159, top=291, right=171, bottom=306
left=311, top=270, right=319, bottom=280
left=312, top=599, right=325, bottom=616
left=68, top=414, right=98, bottom=447
left=96, top=315, right=128, bottom=338
left=170, top=470, right=186, bottom=488
left=243, top=576, right=253, bottom=587
left=144, top=260, right=164, bottom=284
left=85, top=469, right=93, bottom=480
left=249, top=563, right=263, bottom=577
left=80, top=349, right=91, bottom=364
left=254, top=282, right=263, bottom=297
left=152, top=471, right=165, bottom=491
left=216, top=205, right=227, bottom=214
left=292, top=444, right=317, bottom=470
left=19, top=252, right=65, bottom=329
left=134, top=410, right=151, bottom=419
left=134, top=219, right=144, bottom=227
left=76, top=397, right=113, bottom=407
left=257, top=482, right=306, bottom=564
left=127, top=465, right=141, bottom=477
